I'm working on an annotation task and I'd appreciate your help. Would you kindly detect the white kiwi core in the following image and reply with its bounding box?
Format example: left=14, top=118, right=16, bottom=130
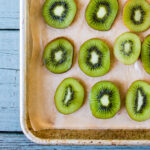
left=64, top=86, right=72, bottom=105
left=124, top=42, right=132, bottom=53
left=55, top=50, right=63, bottom=61
left=137, top=90, right=144, bottom=112
left=54, top=6, right=65, bottom=17
left=100, top=95, right=110, bottom=107
left=97, top=6, right=107, bottom=19
left=90, top=51, right=99, bottom=65
left=134, top=9, right=142, bottom=22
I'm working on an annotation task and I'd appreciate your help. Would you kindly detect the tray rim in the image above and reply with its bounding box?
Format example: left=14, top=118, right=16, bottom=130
left=20, top=0, right=150, bottom=145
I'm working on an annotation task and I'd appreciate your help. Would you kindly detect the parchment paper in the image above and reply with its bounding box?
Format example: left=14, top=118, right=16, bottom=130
left=29, top=0, right=150, bottom=131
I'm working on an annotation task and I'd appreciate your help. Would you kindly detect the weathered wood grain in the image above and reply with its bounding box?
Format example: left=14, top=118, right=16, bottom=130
left=0, top=0, right=19, bottom=29
left=1, top=133, right=150, bottom=150
left=0, top=30, right=19, bottom=69
left=0, top=30, right=20, bottom=131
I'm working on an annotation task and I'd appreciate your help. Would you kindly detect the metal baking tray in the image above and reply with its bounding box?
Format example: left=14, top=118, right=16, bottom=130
left=20, top=0, right=150, bottom=145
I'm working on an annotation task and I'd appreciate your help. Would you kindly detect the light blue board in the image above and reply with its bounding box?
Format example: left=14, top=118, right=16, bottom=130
left=0, top=31, right=20, bottom=131
left=0, top=30, right=19, bottom=69
left=0, top=0, right=19, bottom=29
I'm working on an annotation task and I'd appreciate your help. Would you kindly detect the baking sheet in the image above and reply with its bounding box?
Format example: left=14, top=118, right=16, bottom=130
left=29, top=0, right=150, bottom=131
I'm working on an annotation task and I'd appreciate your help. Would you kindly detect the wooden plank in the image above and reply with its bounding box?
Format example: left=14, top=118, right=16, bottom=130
left=0, top=30, right=20, bottom=131
left=0, top=0, right=19, bottom=29
left=0, top=30, right=19, bottom=69
left=0, top=69, right=20, bottom=131
left=0, top=133, right=150, bottom=150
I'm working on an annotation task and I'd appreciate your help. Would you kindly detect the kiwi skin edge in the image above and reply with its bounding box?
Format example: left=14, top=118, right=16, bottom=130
left=141, top=35, right=150, bottom=74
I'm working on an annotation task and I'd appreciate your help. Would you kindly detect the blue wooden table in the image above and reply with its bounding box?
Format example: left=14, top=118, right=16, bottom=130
left=0, top=0, right=150, bottom=149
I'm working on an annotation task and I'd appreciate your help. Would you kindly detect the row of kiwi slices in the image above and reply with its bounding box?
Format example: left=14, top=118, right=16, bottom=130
left=43, top=34, right=150, bottom=77
left=55, top=77, right=150, bottom=122
left=43, top=38, right=110, bottom=77
left=43, top=0, right=150, bottom=32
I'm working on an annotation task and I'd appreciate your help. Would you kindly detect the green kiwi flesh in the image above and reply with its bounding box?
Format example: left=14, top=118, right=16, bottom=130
left=55, top=78, right=84, bottom=114
left=123, top=0, right=150, bottom=32
left=89, top=81, right=121, bottom=119
left=79, top=38, right=110, bottom=77
left=126, top=81, right=150, bottom=121
left=114, top=32, right=141, bottom=65
left=85, top=0, right=118, bottom=31
left=43, top=38, right=73, bottom=74
left=43, top=0, right=77, bottom=29
left=141, top=35, right=150, bottom=74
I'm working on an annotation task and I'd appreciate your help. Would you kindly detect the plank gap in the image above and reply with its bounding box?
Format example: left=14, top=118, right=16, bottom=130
left=0, top=131, right=23, bottom=134
left=0, top=29, right=19, bottom=31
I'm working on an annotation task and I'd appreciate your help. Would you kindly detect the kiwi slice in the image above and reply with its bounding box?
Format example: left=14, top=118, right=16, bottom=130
left=55, top=78, right=84, bottom=114
left=85, top=0, right=118, bottom=31
left=114, top=32, right=141, bottom=65
left=89, top=81, right=121, bottom=119
left=43, top=0, right=77, bottom=29
left=123, top=0, right=150, bottom=32
left=126, top=81, right=150, bottom=121
left=78, top=38, right=110, bottom=77
left=141, top=35, right=150, bottom=74
left=43, top=38, right=73, bottom=74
